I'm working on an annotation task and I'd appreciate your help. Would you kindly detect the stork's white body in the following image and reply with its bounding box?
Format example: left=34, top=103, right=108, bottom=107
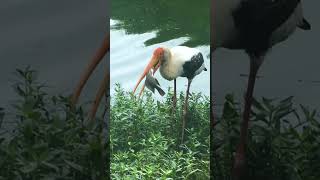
left=212, top=0, right=305, bottom=51
left=160, top=46, right=206, bottom=81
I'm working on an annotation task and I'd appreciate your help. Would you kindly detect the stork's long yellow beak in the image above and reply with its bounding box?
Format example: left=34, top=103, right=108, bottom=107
left=133, top=55, right=160, bottom=94
left=71, top=34, right=109, bottom=105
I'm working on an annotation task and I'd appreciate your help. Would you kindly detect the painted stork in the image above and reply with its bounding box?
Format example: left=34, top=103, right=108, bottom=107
left=71, top=34, right=109, bottom=119
left=133, top=46, right=207, bottom=144
left=212, top=0, right=311, bottom=179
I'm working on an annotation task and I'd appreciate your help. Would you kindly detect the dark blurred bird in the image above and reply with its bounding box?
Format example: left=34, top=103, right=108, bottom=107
left=145, top=70, right=165, bottom=96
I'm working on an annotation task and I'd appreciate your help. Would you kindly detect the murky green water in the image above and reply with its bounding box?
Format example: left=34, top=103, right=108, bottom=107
left=0, top=0, right=107, bottom=106
left=110, top=0, right=210, bottom=97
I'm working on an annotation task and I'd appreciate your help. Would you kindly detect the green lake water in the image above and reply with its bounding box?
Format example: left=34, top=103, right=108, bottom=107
left=110, top=0, right=210, bottom=97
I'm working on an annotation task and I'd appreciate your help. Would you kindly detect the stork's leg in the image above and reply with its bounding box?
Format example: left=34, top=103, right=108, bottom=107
left=181, top=79, right=192, bottom=144
left=138, top=83, right=145, bottom=98
left=173, top=79, right=177, bottom=109
left=89, top=69, right=109, bottom=120
left=232, top=54, right=264, bottom=180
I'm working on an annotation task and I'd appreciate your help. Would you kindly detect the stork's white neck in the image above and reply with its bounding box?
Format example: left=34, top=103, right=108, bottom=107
left=159, top=48, right=175, bottom=80
left=159, top=47, right=186, bottom=81
left=162, top=48, right=171, bottom=64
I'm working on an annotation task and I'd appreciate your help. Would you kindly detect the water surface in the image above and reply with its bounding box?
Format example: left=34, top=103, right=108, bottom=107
left=110, top=0, right=211, bottom=98
left=0, top=0, right=108, bottom=108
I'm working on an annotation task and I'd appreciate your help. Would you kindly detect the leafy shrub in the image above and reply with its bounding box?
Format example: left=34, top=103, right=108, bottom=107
left=110, top=84, right=210, bottom=179
left=0, top=67, right=108, bottom=180
left=212, top=94, right=320, bottom=180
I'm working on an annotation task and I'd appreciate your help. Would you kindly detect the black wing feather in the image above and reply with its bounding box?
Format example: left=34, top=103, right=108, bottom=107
left=233, top=0, right=301, bottom=54
left=182, top=53, right=204, bottom=79
left=298, top=18, right=311, bottom=30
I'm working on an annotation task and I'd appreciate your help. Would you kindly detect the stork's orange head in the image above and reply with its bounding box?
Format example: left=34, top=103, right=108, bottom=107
left=154, top=47, right=164, bottom=57
left=133, top=47, right=165, bottom=94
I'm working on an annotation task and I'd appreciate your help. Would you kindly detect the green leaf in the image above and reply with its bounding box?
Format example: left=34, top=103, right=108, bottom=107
left=64, top=160, right=83, bottom=172
left=21, top=162, right=37, bottom=173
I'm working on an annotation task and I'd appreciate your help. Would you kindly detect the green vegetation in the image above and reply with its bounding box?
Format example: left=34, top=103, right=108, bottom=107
left=4, top=68, right=318, bottom=179
left=212, top=94, right=320, bottom=180
left=0, top=68, right=108, bottom=180
left=110, top=84, right=210, bottom=179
